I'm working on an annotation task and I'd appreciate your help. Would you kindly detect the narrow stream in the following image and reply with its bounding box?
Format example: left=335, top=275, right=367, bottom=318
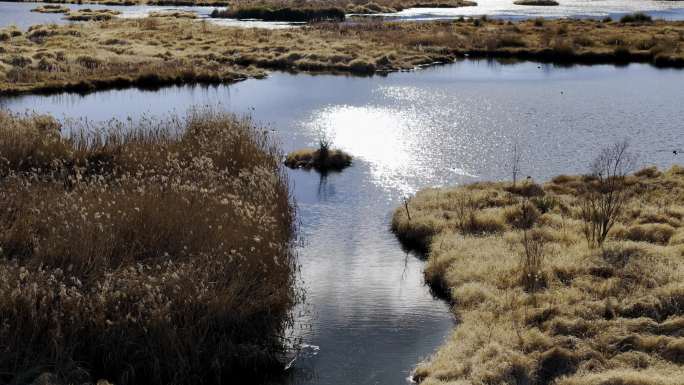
left=2, top=60, right=683, bottom=384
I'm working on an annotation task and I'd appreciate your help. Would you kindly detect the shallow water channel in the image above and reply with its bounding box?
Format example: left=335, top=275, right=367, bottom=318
left=2, top=60, right=683, bottom=384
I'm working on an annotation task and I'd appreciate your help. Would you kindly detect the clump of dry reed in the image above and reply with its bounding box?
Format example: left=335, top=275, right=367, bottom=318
left=284, top=139, right=352, bottom=172
left=0, top=109, right=300, bottom=385
left=393, top=161, right=684, bottom=384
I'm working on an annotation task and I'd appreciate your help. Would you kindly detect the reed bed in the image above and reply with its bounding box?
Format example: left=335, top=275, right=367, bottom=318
left=0, top=109, right=300, bottom=385
left=392, top=164, right=684, bottom=384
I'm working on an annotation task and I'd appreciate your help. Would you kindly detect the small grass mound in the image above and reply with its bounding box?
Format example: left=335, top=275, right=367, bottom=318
left=211, top=6, right=346, bottom=22
left=31, top=4, right=70, bottom=13
left=148, top=10, right=198, bottom=18
left=514, top=0, right=559, bottom=5
left=284, top=144, right=352, bottom=171
left=64, top=9, right=122, bottom=21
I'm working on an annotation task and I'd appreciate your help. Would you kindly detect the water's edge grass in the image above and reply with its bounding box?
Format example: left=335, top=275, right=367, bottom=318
left=392, top=165, right=684, bottom=384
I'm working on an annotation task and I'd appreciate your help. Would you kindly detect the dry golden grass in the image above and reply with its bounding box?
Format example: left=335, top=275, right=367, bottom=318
left=148, top=10, right=198, bottom=18
left=1, top=17, right=684, bottom=94
left=64, top=8, right=122, bottom=21
left=392, top=166, right=684, bottom=384
left=30, top=4, right=70, bottom=13
left=0, top=109, right=299, bottom=385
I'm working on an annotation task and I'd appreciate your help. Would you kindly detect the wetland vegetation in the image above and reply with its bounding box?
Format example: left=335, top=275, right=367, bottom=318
left=285, top=140, right=352, bottom=171
left=2, top=1, right=684, bottom=384
left=0, top=108, right=300, bottom=385
left=393, top=143, right=684, bottom=385
left=1, top=17, right=684, bottom=95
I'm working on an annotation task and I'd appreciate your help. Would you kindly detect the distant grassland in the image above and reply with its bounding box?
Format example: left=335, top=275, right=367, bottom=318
left=392, top=164, right=684, bottom=384
left=1, top=17, right=683, bottom=95
left=2, top=0, right=476, bottom=12
left=0, top=108, right=299, bottom=385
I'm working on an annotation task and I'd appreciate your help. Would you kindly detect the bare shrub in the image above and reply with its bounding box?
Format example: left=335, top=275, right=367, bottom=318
left=520, top=227, right=547, bottom=292
left=579, top=141, right=636, bottom=247
left=512, top=142, right=522, bottom=186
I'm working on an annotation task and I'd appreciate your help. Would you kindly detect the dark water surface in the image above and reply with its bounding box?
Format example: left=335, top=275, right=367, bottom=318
left=2, top=60, right=683, bottom=385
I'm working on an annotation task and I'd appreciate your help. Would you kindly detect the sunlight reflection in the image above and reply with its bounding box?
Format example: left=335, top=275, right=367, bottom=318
left=304, top=105, right=422, bottom=195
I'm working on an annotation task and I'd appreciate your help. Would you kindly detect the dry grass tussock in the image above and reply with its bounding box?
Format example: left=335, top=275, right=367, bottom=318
left=392, top=165, right=684, bottom=384
left=284, top=139, right=352, bottom=172
left=220, top=0, right=476, bottom=14
left=0, top=109, right=300, bottom=385
left=31, top=4, right=70, bottom=13
left=2, top=17, right=684, bottom=94
left=63, top=8, right=122, bottom=21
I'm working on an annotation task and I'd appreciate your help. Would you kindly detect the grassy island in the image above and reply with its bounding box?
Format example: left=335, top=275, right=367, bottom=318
left=0, top=109, right=299, bottom=385
left=210, top=6, right=346, bottom=22
left=392, top=146, right=684, bottom=384
left=148, top=10, right=198, bottom=18
left=1, top=17, right=684, bottom=95
left=64, top=8, right=122, bottom=21
left=514, top=0, right=559, bottom=6
left=285, top=143, right=352, bottom=171
left=30, top=4, right=70, bottom=13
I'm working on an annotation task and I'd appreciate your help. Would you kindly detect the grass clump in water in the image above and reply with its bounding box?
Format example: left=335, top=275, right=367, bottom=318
left=0, top=108, right=300, bottom=385
left=620, top=12, right=653, bottom=24
left=285, top=139, right=352, bottom=172
left=31, top=4, right=71, bottom=13
left=514, top=0, right=559, bottom=5
left=64, top=8, right=122, bottom=21
left=393, top=147, right=684, bottom=383
left=148, top=10, right=198, bottom=18
left=211, top=6, right=346, bottom=22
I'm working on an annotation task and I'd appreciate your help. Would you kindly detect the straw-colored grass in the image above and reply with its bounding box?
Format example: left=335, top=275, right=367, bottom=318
left=31, top=4, right=70, bottom=13
left=392, top=165, right=684, bottom=384
left=1, top=17, right=684, bottom=95
left=63, top=8, right=122, bottom=21
left=147, top=10, right=198, bottom=18
left=0, top=108, right=300, bottom=385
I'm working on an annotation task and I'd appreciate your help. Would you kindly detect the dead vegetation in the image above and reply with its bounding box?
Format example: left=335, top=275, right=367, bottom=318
left=0, top=109, right=300, bottom=385
left=1, top=17, right=684, bottom=94
left=393, top=153, right=684, bottom=383
left=284, top=139, right=352, bottom=172
left=147, top=10, right=198, bottom=18
left=63, top=8, right=122, bottom=21
left=30, top=4, right=70, bottom=13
